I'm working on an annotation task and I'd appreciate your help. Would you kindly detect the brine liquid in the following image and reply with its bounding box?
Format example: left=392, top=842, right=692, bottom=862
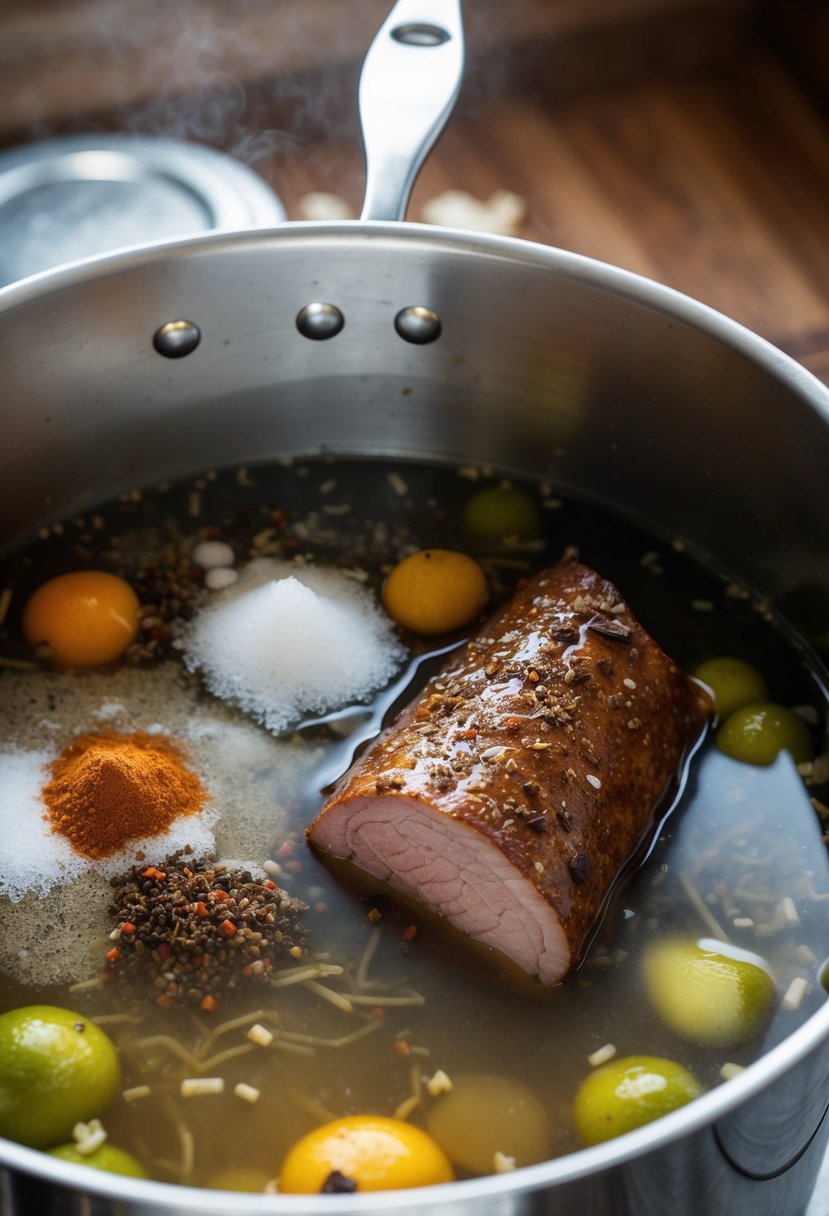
left=0, top=457, right=827, bottom=1188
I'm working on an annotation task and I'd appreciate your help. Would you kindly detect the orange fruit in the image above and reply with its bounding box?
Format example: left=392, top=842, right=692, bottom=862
left=279, top=1115, right=454, bottom=1193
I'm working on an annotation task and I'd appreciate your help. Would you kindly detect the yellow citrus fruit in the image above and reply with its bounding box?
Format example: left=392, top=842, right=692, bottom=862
left=716, top=702, right=812, bottom=766
left=382, top=549, right=488, bottom=636
left=22, top=571, right=140, bottom=668
left=0, top=1006, right=120, bottom=1149
left=49, top=1143, right=146, bottom=1178
left=426, top=1073, right=550, bottom=1173
left=573, top=1056, right=702, bottom=1147
left=692, top=657, right=768, bottom=718
left=643, top=938, right=775, bottom=1046
left=278, top=1115, right=455, bottom=1193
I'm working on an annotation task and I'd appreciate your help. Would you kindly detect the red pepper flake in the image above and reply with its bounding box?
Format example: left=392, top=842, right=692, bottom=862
left=457, top=728, right=477, bottom=739
left=211, top=889, right=230, bottom=903
left=142, top=867, right=166, bottom=882
left=264, top=880, right=277, bottom=891
left=402, top=925, right=418, bottom=942
left=200, top=994, right=217, bottom=1013
left=275, top=842, right=295, bottom=860
left=218, top=919, right=237, bottom=938
left=393, top=1040, right=411, bottom=1057
left=105, top=947, right=120, bottom=963
left=120, top=922, right=136, bottom=935
left=195, top=901, right=208, bottom=918
left=503, top=716, right=522, bottom=729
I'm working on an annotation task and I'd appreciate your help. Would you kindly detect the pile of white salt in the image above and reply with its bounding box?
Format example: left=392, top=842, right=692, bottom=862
left=0, top=662, right=318, bottom=985
left=182, top=558, right=405, bottom=733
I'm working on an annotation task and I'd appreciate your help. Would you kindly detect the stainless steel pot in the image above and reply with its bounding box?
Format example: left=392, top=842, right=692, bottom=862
left=2, top=2, right=829, bottom=1213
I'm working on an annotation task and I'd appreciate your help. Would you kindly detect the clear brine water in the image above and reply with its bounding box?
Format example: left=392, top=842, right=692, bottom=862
left=0, top=456, right=827, bottom=1187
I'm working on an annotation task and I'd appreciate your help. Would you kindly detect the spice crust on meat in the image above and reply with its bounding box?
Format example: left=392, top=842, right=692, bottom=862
left=308, top=560, right=712, bottom=986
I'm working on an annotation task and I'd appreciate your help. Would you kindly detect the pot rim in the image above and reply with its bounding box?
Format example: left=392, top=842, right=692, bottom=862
left=1, top=220, right=828, bottom=1207
left=0, top=219, right=827, bottom=414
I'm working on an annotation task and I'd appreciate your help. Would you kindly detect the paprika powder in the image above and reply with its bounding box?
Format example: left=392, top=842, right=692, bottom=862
left=43, top=731, right=208, bottom=859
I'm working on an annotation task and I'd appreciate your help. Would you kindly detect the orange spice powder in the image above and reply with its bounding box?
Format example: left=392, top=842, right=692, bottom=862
left=42, top=731, right=208, bottom=859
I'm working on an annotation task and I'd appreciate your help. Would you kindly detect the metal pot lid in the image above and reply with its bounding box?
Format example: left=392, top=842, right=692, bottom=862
left=0, top=135, right=286, bottom=287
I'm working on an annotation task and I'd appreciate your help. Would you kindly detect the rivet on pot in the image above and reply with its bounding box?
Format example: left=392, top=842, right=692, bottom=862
left=152, top=320, right=201, bottom=359
left=296, top=302, right=345, bottom=341
left=395, top=306, right=442, bottom=345
left=391, top=22, right=451, bottom=47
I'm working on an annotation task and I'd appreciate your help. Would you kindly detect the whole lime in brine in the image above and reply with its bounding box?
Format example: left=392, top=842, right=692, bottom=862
left=462, top=485, right=540, bottom=541
left=716, top=702, right=812, bottom=766
left=426, top=1073, right=550, bottom=1173
left=692, top=656, right=768, bottom=719
left=49, top=1143, right=146, bottom=1178
left=643, top=938, right=775, bottom=1046
left=0, top=1006, right=120, bottom=1149
left=573, top=1056, right=702, bottom=1147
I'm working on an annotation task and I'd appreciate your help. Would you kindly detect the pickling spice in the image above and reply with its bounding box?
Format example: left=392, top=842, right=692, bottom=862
left=42, top=731, right=208, bottom=858
left=106, top=855, right=310, bottom=1007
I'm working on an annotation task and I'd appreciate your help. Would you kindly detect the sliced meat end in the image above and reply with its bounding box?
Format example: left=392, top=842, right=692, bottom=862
left=309, top=793, right=571, bottom=986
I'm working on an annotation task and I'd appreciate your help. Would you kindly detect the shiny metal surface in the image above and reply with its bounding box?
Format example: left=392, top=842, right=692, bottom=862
left=394, top=304, right=442, bottom=343
left=152, top=319, right=202, bottom=359
left=2, top=221, right=829, bottom=1216
left=295, top=301, right=346, bottom=341
left=359, top=0, right=464, bottom=221
left=0, top=135, right=285, bottom=287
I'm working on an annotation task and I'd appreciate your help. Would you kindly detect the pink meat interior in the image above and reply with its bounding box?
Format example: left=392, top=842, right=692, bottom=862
left=312, top=794, right=571, bottom=985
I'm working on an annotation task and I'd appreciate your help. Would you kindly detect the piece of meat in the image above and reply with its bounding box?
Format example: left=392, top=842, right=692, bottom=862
left=307, top=560, right=712, bottom=986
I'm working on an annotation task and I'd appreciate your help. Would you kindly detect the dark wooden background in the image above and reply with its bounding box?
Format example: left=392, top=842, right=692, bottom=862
left=2, top=0, right=828, bottom=383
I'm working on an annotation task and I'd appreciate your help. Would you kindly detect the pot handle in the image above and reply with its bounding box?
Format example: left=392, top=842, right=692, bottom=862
left=358, top=0, right=465, bottom=223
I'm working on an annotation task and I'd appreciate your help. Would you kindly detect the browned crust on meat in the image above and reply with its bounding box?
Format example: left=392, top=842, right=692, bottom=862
left=308, top=560, right=712, bottom=978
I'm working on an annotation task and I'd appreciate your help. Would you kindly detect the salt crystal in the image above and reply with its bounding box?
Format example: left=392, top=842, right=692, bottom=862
left=0, top=748, right=88, bottom=901
left=182, top=559, right=405, bottom=734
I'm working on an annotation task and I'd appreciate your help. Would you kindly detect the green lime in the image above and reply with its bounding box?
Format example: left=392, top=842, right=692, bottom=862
left=462, top=486, right=540, bottom=540
left=573, top=1056, right=702, bottom=1147
left=0, top=1006, right=120, bottom=1149
left=692, top=657, right=768, bottom=719
left=49, top=1142, right=146, bottom=1178
left=643, top=938, right=775, bottom=1046
left=716, top=702, right=812, bottom=766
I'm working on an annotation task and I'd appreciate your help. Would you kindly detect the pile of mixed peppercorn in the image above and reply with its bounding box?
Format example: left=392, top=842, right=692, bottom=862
left=105, top=853, right=310, bottom=1010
